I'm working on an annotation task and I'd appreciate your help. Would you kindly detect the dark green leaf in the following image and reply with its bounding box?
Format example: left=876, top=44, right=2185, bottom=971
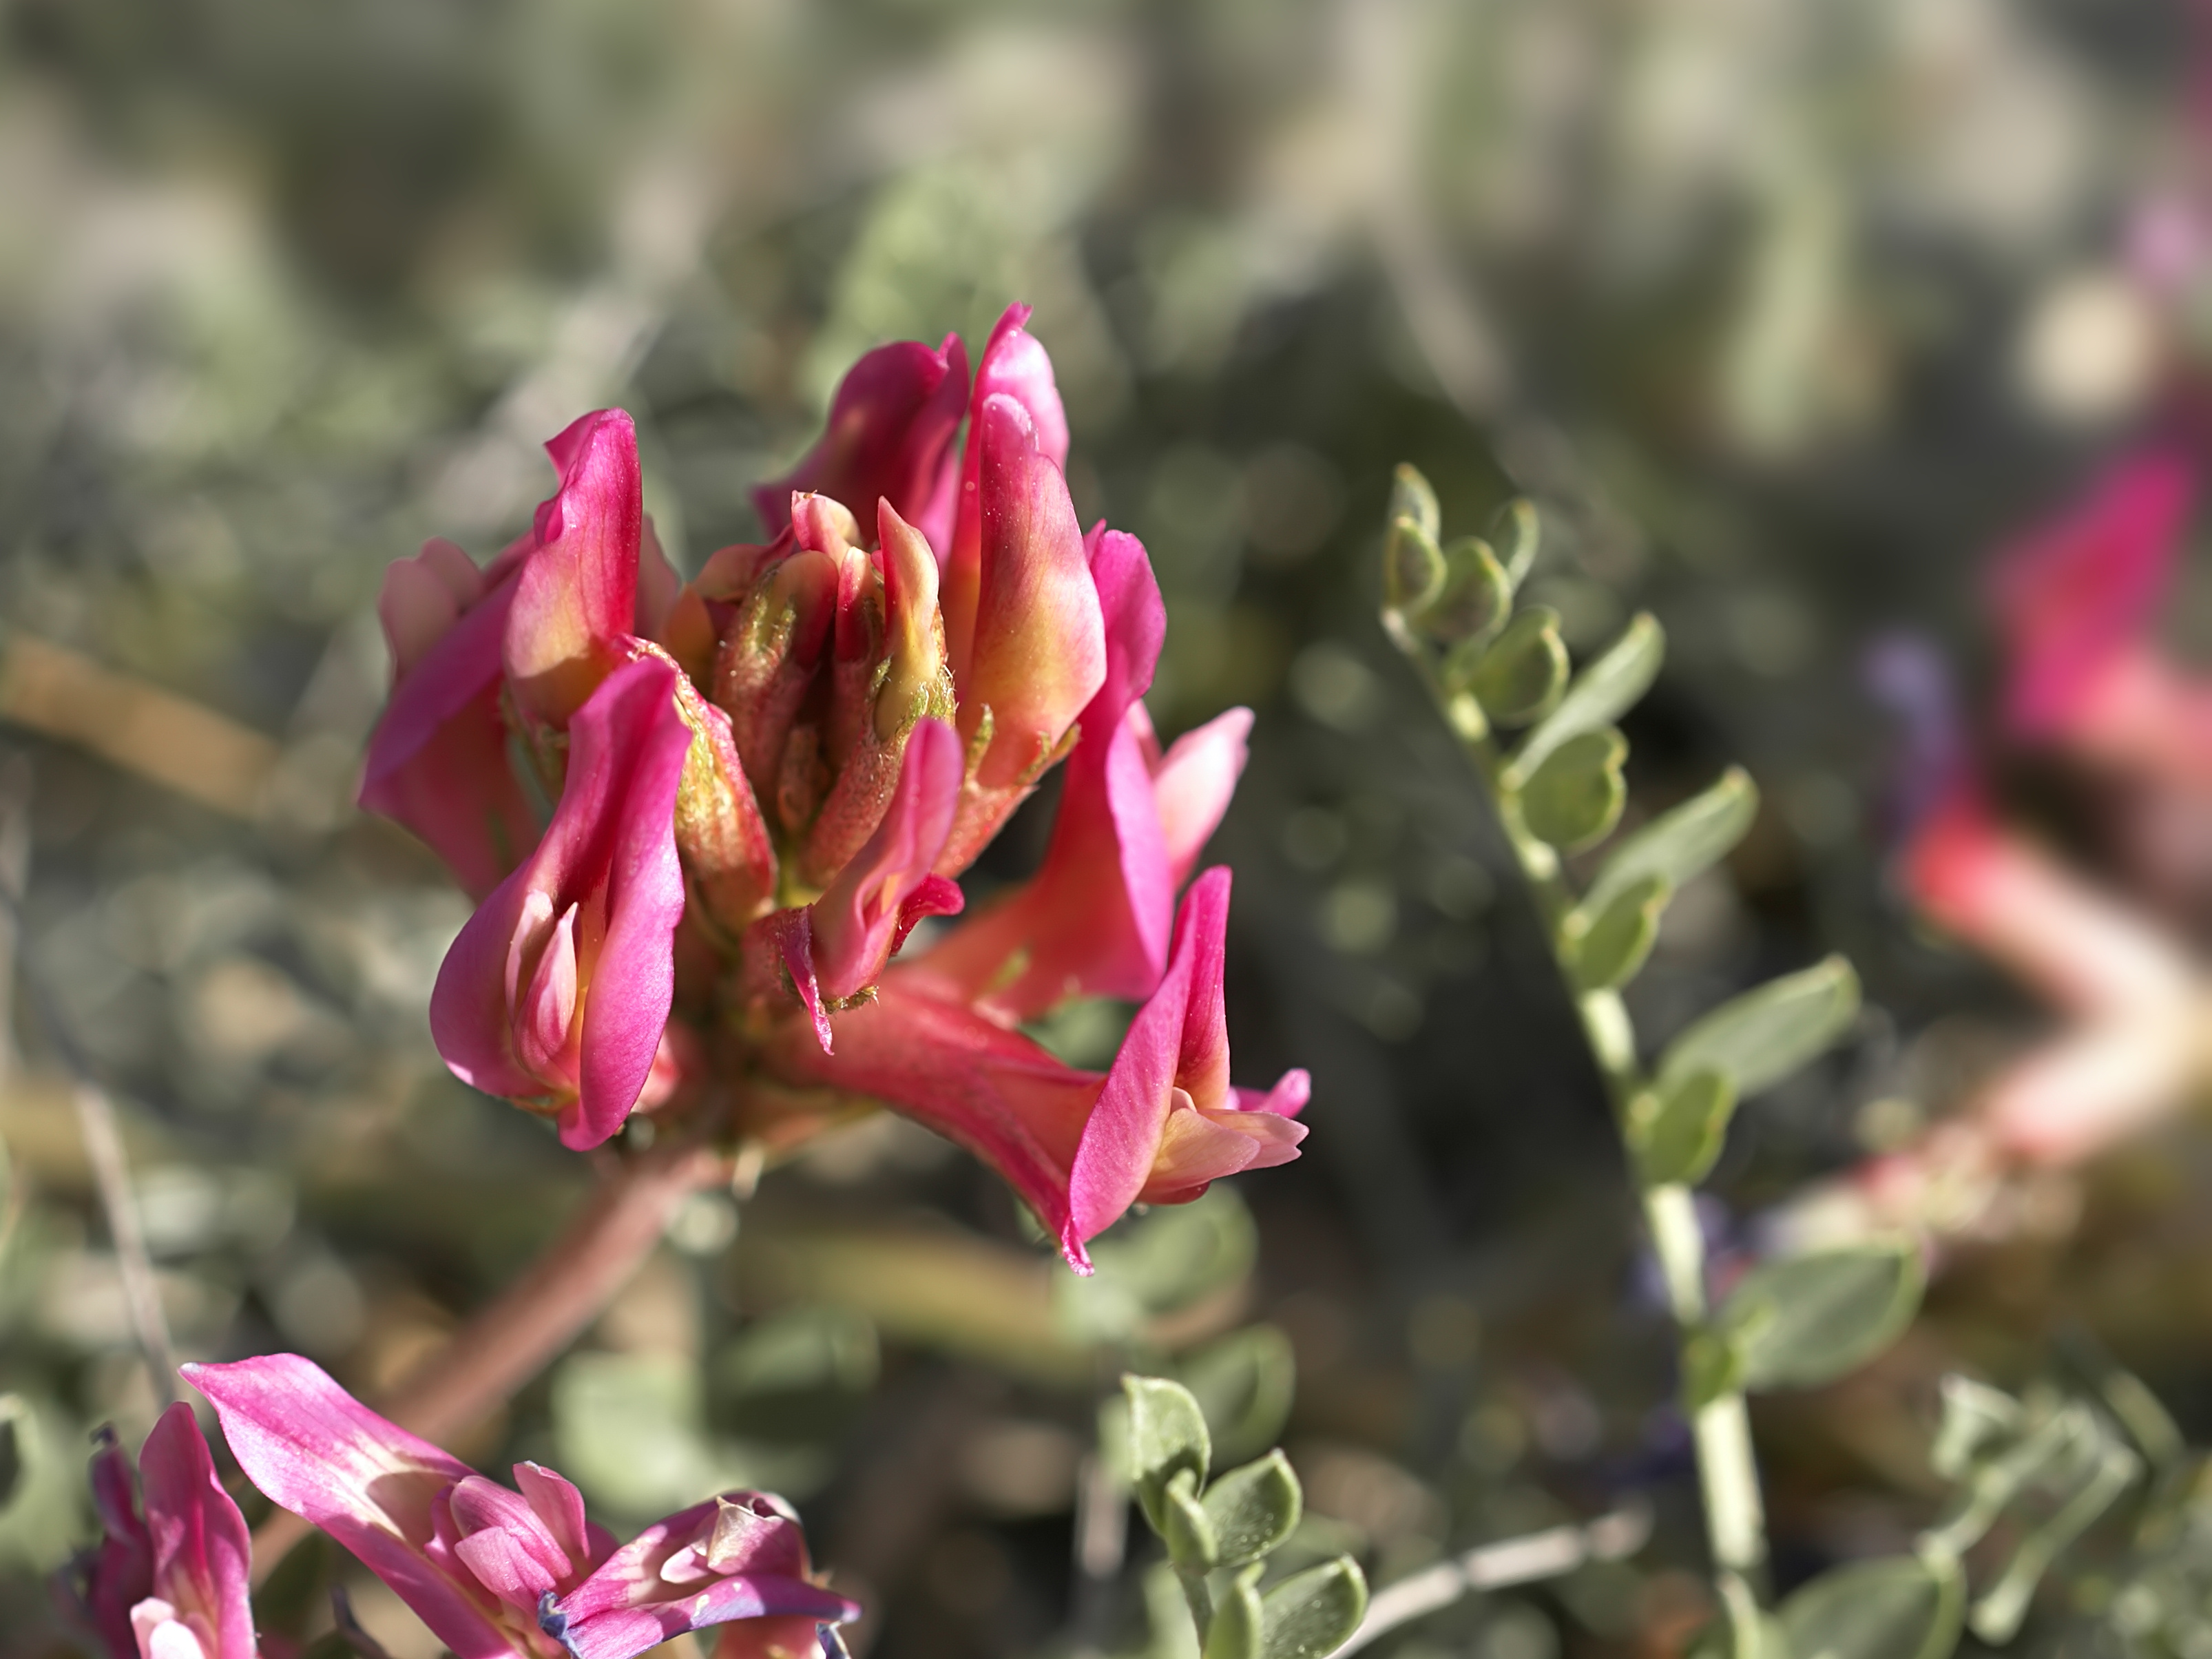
left=1586, top=768, right=1759, bottom=912
left=1202, top=1451, right=1303, bottom=1567
left=1465, top=605, right=1568, bottom=726
left=1181, top=1324, right=1296, bottom=1470
left=1628, top=1069, right=1738, bottom=1188
left=1490, top=498, right=1540, bottom=590
left=1417, top=537, right=1510, bottom=648
left=1162, top=1468, right=1220, bottom=1572
left=1520, top=728, right=1627, bottom=852
left=1722, top=1240, right=1925, bottom=1390
left=1658, top=955, right=1860, bottom=1098
left=1511, top=614, right=1664, bottom=780
left=1125, top=1375, right=1213, bottom=1534
left=1779, top=1554, right=1963, bottom=1659
left=1260, top=1557, right=1368, bottom=1659
left=1206, top=1567, right=1266, bottom=1659
left=1571, top=873, right=1669, bottom=992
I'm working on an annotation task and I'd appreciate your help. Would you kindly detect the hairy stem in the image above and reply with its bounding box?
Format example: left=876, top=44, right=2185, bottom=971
left=1388, top=623, right=1769, bottom=1583
left=249, top=1140, right=728, bottom=1580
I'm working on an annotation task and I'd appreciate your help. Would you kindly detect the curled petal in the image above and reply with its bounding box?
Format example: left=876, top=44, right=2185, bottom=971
left=359, top=560, right=538, bottom=899
left=448, top=1474, right=574, bottom=1615
left=183, top=1356, right=513, bottom=1659
left=430, top=656, right=693, bottom=1149
left=751, top=336, right=969, bottom=542
left=952, top=395, right=1105, bottom=789
left=507, top=409, right=645, bottom=729
left=135, top=1406, right=254, bottom=1659
left=809, top=718, right=964, bottom=1002
left=1065, top=868, right=1306, bottom=1255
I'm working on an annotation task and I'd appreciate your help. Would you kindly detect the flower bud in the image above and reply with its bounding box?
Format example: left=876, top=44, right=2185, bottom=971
left=505, top=409, right=644, bottom=731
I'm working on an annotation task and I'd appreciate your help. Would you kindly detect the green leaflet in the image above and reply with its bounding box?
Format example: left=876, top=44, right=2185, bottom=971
left=1720, top=1239, right=1925, bottom=1390
left=1658, top=954, right=1860, bottom=1098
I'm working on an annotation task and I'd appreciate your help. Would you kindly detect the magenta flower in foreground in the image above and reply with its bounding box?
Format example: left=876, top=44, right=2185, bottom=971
left=185, top=1354, right=857, bottom=1659
left=359, top=302, right=1306, bottom=1264
left=67, top=1404, right=255, bottom=1659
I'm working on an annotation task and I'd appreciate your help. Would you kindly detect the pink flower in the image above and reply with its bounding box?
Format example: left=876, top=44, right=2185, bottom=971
left=770, top=868, right=1307, bottom=1271
left=1991, top=450, right=2212, bottom=786
left=184, top=1355, right=857, bottom=1659
left=430, top=655, right=693, bottom=1150
left=69, top=1405, right=256, bottom=1659
left=358, top=306, right=1308, bottom=1260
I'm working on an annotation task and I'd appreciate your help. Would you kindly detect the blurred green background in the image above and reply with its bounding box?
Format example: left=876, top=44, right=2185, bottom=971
left=0, top=0, right=2206, bottom=1654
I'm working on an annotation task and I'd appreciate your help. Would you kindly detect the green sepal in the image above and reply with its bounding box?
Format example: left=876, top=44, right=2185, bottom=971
left=1720, top=1239, right=1926, bottom=1390
left=1627, top=1068, right=1738, bottom=1188
left=1569, top=873, right=1669, bottom=992
left=1260, top=1556, right=1369, bottom=1659
left=1125, top=1375, right=1213, bottom=1535
left=1162, top=1467, right=1220, bottom=1572
left=1658, top=955, right=1861, bottom=1099
left=1201, top=1450, right=1304, bottom=1568
left=1465, top=605, right=1568, bottom=726
left=1520, top=727, right=1627, bottom=852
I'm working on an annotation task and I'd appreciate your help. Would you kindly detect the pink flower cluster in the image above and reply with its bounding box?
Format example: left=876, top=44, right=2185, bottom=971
left=67, top=1358, right=857, bottom=1659
left=360, top=304, right=1306, bottom=1270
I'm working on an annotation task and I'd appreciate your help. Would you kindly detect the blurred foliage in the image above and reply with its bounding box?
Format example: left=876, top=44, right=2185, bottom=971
left=0, top=0, right=2206, bottom=1655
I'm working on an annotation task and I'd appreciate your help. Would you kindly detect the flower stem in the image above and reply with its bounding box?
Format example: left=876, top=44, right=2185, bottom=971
left=248, top=1138, right=728, bottom=1580
left=1385, top=619, right=1769, bottom=1584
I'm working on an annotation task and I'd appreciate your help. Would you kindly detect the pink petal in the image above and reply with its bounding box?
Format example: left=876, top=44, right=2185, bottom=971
left=359, top=565, right=539, bottom=899
left=515, top=1461, right=603, bottom=1576
left=448, top=1474, right=573, bottom=1614
left=1992, top=450, right=2193, bottom=738
left=129, top=1600, right=211, bottom=1659
left=182, top=1356, right=514, bottom=1659
left=430, top=657, right=693, bottom=1147
left=808, top=718, right=963, bottom=1001
left=763, top=981, right=1105, bottom=1270
left=771, top=908, right=835, bottom=1056
left=945, top=304, right=1070, bottom=636
left=1151, top=706, right=1252, bottom=885
left=506, top=409, right=644, bottom=728
left=512, top=902, right=581, bottom=1083
left=1140, top=1097, right=1309, bottom=1204
left=83, top=1426, right=154, bottom=1659
left=136, top=1405, right=254, bottom=1659
left=950, top=395, right=1105, bottom=785
left=751, top=336, right=970, bottom=542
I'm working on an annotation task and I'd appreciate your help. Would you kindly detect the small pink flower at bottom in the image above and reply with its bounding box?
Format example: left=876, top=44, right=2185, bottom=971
left=67, top=1404, right=257, bottom=1659
left=185, top=1354, right=857, bottom=1659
